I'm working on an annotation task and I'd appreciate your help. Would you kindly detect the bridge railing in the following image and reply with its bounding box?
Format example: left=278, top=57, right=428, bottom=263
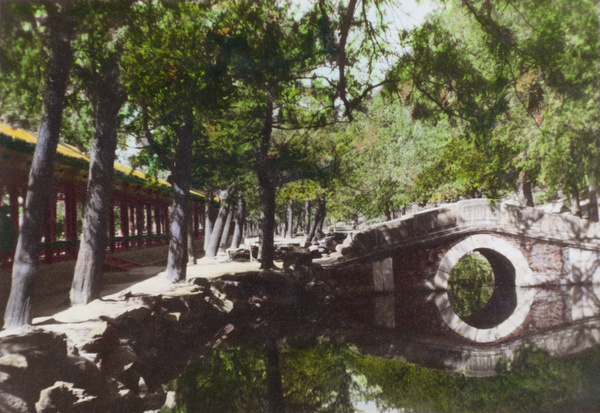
left=341, top=199, right=600, bottom=259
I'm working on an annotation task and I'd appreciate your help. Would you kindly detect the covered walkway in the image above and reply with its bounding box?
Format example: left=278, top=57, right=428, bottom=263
left=0, top=123, right=219, bottom=270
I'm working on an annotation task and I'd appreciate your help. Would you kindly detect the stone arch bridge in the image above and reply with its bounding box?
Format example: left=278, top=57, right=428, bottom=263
left=333, top=199, right=600, bottom=344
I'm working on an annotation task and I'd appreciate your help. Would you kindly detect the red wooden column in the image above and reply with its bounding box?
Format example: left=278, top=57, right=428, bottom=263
left=120, top=200, right=129, bottom=250
left=9, top=185, right=19, bottom=234
left=164, top=205, right=170, bottom=235
left=136, top=204, right=144, bottom=247
left=64, top=187, right=78, bottom=258
left=199, top=203, right=205, bottom=238
left=108, top=201, right=116, bottom=253
left=193, top=204, right=200, bottom=238
left=154, top=205, right=162, bottom=236
left=146, top=204, right=153, bottom=245
left=44, top=191, right=57, bottom=263
left=129, top=203, right=136, bottom=242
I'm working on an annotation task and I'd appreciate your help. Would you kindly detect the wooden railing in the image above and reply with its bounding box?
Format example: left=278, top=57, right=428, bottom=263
left=0, top=233, right=203, bottom=271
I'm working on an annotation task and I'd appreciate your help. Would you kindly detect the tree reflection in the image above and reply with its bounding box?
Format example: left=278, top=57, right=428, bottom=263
left=170, top=339, right=362, bottom=413
left=166, top=340, right=600, bottom=413
left=447, top=252, right=495, bottom=319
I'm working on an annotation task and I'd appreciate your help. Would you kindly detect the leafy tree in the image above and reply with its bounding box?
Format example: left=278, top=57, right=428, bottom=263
left=122, top=1, right=234, bottom=281
left=355, top=0, right=600, bottom=218
left=217, top=0, right=391, bottom=268
left=3, top=4, right=75, bottom=328
left=0, top=3, right=46, bottom=128
left=70, top=2, right=129, bottom=305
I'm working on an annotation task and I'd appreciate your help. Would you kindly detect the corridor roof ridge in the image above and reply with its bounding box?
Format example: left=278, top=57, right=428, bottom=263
left=0, top=122, right=219, bottom=205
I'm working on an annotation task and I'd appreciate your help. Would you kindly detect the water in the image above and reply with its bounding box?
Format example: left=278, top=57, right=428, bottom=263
left=162, top=283, right=600, bottom=413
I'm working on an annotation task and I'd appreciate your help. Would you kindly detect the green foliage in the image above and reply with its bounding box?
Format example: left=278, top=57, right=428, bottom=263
left=447, top=253, right=494, bottom=318
left=59, top=1, right=131, bottom=151
left=0, top=3, right=49, bottom=128
left=281, top=340, right=358, bottom=412
left=4, top=0, right=600, bottom=231
left=357, top=0, right=600, bottom=213
left=165, top=339, right=600, bottom=413
left=356, top=343, right=600, bottom=413
left=173, top=347, right=270, bottom=413
left=168, top=340, right=361, bottom=413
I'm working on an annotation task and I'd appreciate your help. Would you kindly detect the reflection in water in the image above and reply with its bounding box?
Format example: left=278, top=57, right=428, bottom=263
left=447, top=252, right=495, bottom=319
left=164, top=283, right=600, bottom=412
left=368, top=284, right=600, bottom=377
left=167, top=336, right=600, bottom=413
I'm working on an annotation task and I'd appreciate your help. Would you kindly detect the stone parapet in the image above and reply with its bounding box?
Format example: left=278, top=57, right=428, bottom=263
left=341, top=199, right=600, bottom=259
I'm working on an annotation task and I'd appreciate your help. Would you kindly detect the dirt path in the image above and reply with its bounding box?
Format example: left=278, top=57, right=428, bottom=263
left=11, top=256, right=262, bottom=346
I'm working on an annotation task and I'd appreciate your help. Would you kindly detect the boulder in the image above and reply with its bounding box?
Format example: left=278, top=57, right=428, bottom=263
left=35, top=381, right=80, bottom=413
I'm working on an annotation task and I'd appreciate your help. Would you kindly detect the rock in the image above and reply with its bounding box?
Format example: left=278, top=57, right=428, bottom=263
left=124, top=294, right=156, bottom=308
left=64, top=355, right=111, bottom=397
left=35, top=381, right=80, bottom=413
left=98, top=344, right=137, bottom=378
left=0, top=391, right=28, bottom=413
left=227, top=247, right=251, bottom=261
left=188, top=277, right=210, bottom=289
left=0, top=330, right=72, bottom=410
left=0, top=330, right=67, bottom=363
left=163, top=391, right=176, bottom=409
left=282, top=251, right=313, bottom=272
left=114, top=307, right=153, bottom=329
left=79, top=322, right=119, bottom=354
left=141, top=390, right=167, bottom=411
left=206, top=287, right=234, bottom=313
left=116, top=362, right=141, bottom=393
left=163, top=285, right=203, bottom=298
left=161, top=296, right=189, bottom=315
left=0, top=354, right=28, bottom=369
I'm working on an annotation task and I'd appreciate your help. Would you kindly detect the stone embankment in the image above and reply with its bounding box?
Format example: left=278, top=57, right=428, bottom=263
left=0, top=249, right=352, bottom=413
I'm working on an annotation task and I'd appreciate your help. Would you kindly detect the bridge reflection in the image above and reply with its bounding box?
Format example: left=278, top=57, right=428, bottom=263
left=329, top=282, right=600, bottom=377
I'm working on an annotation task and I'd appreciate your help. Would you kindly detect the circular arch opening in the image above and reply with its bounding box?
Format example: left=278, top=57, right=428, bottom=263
left=432, top=234, right=535, bottom=342
left=448, top=249, right=517, bottom=329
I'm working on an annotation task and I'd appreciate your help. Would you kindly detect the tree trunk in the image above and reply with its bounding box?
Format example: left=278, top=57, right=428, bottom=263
left=519, top=172, right=535, bottom=207
left=187, top=203, right=197, bottom=265
left=166, top=119, right=194, bottom=282
left=205, top=192, right=229, bottom=257
left=316, top=200, right=326, bottom=238
left=4, top=11, right=74, bottom=329
left=303, top=200, right=311, bottom=236
left=571, top=189, right=582, bottom=217
left=594, top=0, right=600, bottom=223
left=589, top=184, right=599, bottom=222
left=230, top=197, right=246, bottom=249
left=70, top=50, right=123, bottom=305
left=265, top=338, right=284, bottom=413
left=218, top=207, right=234, bottom=253
left=384, top=204, right=392, bottom=221
left=257, top=92, right=276, bottom=269
left=285, top=200, right=293, bottom=239
left=306, top=197, right=324, bottom=244
left=204, top=193, right=217, bottom=251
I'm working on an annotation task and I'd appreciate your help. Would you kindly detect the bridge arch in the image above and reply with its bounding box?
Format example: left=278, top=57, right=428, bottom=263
left=432, top=234, right=536, bottom=342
